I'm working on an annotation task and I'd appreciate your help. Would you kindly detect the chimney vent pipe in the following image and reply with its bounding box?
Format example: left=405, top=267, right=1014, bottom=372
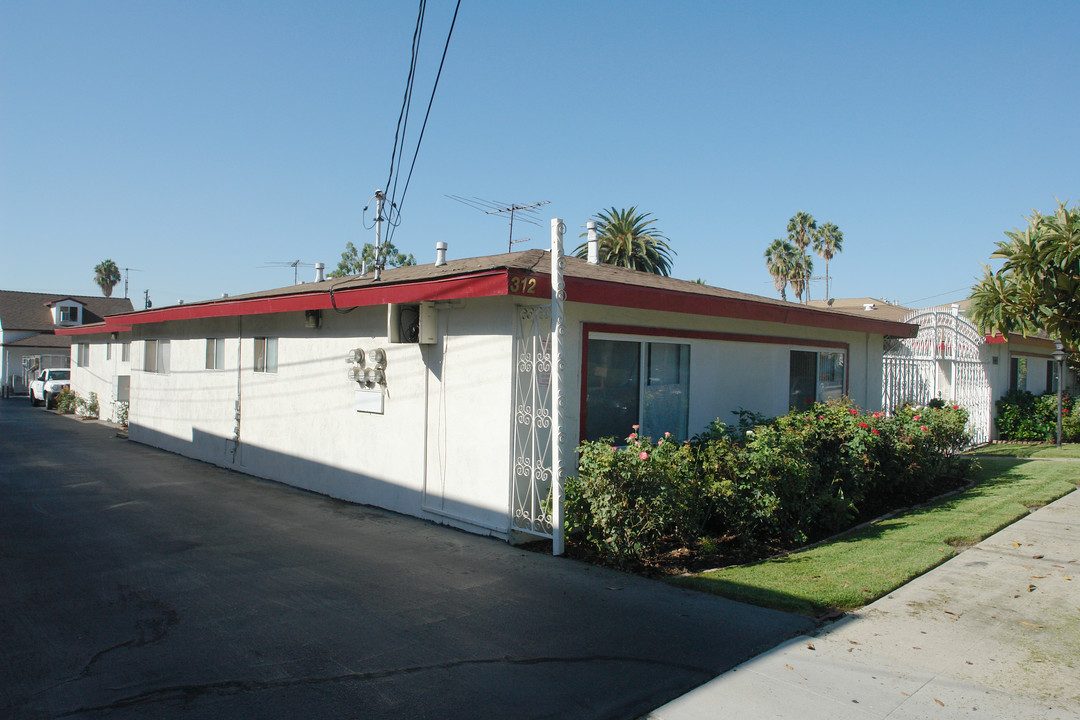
left=314, top=262, right=325, bottom=283
left=586, top=221, right=599, bottom=264
left=435, top=241, right=448, bottom=267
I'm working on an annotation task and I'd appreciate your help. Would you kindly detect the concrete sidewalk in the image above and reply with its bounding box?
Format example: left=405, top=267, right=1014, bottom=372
left=649, top=487, right=1080, bottom=719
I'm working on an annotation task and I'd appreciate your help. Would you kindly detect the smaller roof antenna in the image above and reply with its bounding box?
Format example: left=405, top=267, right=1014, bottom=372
left=447, top=196, right=549, bottom=252
left=259, top=260, right=316, bottom=285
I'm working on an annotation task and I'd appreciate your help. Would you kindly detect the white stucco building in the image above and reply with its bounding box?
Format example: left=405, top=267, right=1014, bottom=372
left=60, top=324, right=134, bottom=423
left=58, top=248, right=916, bottom=544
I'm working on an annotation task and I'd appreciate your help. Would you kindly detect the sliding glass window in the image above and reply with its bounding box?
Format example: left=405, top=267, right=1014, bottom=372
left=586, top=338, right=690, bottom=442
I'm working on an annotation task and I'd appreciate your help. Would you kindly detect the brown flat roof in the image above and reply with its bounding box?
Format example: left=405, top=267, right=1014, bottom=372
left=100, top=249, right=918, bottom=338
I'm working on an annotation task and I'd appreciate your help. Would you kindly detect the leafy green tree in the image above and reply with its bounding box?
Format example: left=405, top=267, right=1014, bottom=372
left=764, top=238, right=798, bottom=301
left=812, top=221, right=843, bottom=302
left=328, top=241, right=416, bottom=278
left=93, top=259, right=122, bottom=297
left=970, top=199, right=1080, bottom=349
left=573, top=207, right=675, bottom=276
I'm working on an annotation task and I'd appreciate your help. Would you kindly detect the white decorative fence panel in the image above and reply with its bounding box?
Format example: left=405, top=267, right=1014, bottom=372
left=883, top=309, right=992, bottom=445
left=510, top=305, right=554, bottom=537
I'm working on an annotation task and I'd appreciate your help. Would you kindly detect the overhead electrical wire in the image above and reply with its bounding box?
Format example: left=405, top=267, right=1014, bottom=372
left=383, top=0, right=426, bottom=231
left=381, top=0, right=462, bottom=252
left=387, top=0, right=461, bottom=246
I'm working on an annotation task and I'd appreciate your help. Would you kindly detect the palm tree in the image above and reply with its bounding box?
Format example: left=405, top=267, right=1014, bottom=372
left=786, top=212, right=817, bottom=253
left=812, top=222, right=843, bottom=302
left=785, top=212, right=817, bottom=302
left=93, top=259, right=122, bottom=298
left=788, top=253, right=814, bottom=303
left=764, top=239, right=797, bottom=301
left=573, top=207, right=675, bottom=276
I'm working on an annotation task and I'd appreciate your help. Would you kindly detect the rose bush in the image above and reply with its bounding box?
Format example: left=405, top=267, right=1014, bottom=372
left=566, top=399, right=972, bottom=563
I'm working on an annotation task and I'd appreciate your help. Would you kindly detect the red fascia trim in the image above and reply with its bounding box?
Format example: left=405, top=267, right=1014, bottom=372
left=985, top=332, right=1056, bottom=348
left=561, top=277, right=917, bottom=337
left=578, top=322, right=851, bottom=440
left=107, top=271, right=511, bottom=326
left=56, top=324, right=132, bottom=336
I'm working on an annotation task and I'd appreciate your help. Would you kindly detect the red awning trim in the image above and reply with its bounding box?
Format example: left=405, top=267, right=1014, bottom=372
left=105, top=271, right=510, bottom=326
left=88, top=263, right=915, bottom=339
left=55, top=324, right=132, bottom=336
left=562, top=277, right=915, bottom=338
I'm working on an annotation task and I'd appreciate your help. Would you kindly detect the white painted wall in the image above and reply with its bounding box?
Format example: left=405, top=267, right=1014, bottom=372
left=124, top=294, right=894, bottom=543
left=557, top=301, right=886, bottom=443
left=128, top=299, right=517, bottom=538
left=69, top=335, right=131, bottom=423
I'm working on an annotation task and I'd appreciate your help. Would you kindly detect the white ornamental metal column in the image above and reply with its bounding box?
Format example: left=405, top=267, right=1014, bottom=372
left=550, top=218, right=566, bottom=556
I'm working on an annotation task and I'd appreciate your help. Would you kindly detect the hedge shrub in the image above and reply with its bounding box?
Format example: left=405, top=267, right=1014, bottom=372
left=566, top=399, right=972, bottom=562
left=995, top=390, right=1078, bottom=442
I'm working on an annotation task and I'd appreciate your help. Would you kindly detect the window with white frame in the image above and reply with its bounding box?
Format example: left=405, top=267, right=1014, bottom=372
left=789, top=350, right=846, bottom=410
left=76, top=343, right=90, bottom=367
left=58, top=306, right=80, bottom=324
left=205, top=338, right=226, bottom=370
left=143, top=339, right=170, bottom=374
left=585, top=338, right=690, bottom=442
left=254, top=337, right=277, bottom=373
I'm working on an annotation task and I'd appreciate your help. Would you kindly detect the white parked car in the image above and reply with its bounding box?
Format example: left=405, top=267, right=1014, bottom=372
left=29, top=368, right=70, bottom=408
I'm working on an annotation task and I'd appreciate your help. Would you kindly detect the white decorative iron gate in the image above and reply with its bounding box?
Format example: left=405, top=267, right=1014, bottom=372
left=883, top=308, right=991, bottom=445
left=510, top=305, right=554, bottom=538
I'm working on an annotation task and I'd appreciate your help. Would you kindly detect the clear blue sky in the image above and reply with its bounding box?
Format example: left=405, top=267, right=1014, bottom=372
left=3, top=1, right=1078, bottom=308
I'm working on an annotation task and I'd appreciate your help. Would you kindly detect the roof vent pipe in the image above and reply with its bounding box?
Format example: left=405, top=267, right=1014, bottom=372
left=586, top=221, right=599, bottom=264
left=314, top=262, right=325, bottom=283
left=435, top=241, right=448, bottom=267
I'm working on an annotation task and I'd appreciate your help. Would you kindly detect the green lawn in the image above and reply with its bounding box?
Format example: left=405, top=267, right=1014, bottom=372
left=966, top=442, right=1080, bottom=459
left=672, top=457, right=1080, bottom=616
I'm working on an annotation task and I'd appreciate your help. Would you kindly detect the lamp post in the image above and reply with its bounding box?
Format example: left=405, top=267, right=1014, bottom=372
left=1053, top=340, right=1065, bottom=449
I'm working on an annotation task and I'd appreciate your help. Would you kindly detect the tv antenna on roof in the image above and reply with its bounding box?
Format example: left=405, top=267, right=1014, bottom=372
left=447, top=196, right=550, bottom=252
left=123, top=267, right=143, bottom=299
left=259, top=260, right=315, bottom=285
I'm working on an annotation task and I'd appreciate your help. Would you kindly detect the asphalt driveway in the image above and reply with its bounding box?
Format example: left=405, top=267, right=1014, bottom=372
left=0, top=399, right=812, bottom=719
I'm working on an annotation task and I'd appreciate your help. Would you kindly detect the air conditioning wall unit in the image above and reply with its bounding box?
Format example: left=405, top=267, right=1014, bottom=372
left=388, top=302, right=436, bottom=344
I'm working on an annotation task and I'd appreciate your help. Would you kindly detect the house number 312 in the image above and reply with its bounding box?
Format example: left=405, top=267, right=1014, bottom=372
left=509, top=276, right=537, bottom=294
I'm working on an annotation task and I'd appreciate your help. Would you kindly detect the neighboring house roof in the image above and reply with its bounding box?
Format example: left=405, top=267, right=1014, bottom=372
left=5, top=333, right=72, bottom=349
left=819, top=296, right=1060, bottom=348
left=0, top=290, right=134, bottom=332
left=102, top=250, right=917, bottom=338
left=806, top=297, right=914, bottom=323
